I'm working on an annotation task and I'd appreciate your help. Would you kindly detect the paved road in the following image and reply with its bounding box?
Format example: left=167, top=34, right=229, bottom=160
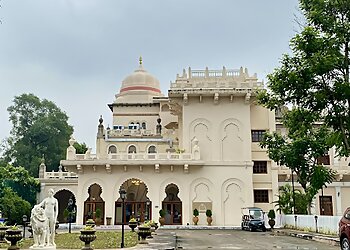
left=175, top=230, right=339, bottom=250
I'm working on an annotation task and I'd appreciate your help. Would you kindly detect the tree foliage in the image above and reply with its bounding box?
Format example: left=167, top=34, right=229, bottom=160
left=274, top=184, right=308, bottom=215
left=258, top=0, right=350, bottom=156
left=0, top=188, right=31, bottom=225
left=4, top=93, right=73, bottom=176
left=260, top=108, right=336, bottom=212
left=0, top=162, right=40, bottom=205
left=73, top=142, right=88, bottom=154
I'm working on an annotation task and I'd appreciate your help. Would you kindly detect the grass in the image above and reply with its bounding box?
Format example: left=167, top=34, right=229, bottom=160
left=0, top=231, right=138, bottom=249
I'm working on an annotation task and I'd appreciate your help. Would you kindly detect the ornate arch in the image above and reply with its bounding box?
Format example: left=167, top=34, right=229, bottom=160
left=81, top=179, right=106, bottom=202
left=159, top=178, right=184, bottom=202
left=190, top=177, right=214, bottom=202
left=221, top=178, right=245, bottom=225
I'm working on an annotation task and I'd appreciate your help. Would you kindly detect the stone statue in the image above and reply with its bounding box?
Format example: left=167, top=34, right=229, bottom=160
left=30, top=205, right=49, bottom=248
left=37, top=189, right=58, bottom=247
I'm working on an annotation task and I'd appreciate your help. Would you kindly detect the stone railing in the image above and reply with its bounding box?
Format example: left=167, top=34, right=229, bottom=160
left=170, top=81, right=262, bottom=89
left=106, top=129, right=155, bottom=138
left=107, top=152, right=193, bottom=161
left=44, top=171, right=78, bottom=179
left=71, top=152, right=194, bottom=161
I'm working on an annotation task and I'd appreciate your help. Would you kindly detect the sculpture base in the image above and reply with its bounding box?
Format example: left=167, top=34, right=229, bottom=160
left=30, top=245, right=56, bottom=250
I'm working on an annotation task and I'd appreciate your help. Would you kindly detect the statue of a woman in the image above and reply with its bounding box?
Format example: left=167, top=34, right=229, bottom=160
left=38, top=189, right=58, bottom=246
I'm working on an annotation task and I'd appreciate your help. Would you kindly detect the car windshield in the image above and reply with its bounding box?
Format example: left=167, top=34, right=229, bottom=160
left=249, top=210, right=263, bottom=220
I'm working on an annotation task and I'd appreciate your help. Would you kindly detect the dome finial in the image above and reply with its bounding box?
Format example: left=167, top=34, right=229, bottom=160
left=139, top=56, right=143, bottom=66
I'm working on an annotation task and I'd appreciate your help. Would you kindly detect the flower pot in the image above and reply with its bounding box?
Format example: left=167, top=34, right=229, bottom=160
left=0, top=226, right=9, bottom=243
left=128, top=222, right=138, bottom=232
left=159, top=217, right=165, bottom=226
left=268, top=219, right=276, bottom=230
left=79, top=230, right=96, bottom=250
left=5, top=229, right=22, bottom=250
left=137, top=226, right=151, bottom=244
left=193, top=216, right=199, bottom=225
left=207, top=216, right=213, bottom=226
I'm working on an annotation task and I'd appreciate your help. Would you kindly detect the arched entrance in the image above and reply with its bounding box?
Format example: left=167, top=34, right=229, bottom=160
left=54, top=190, right=76, bottom=223
left=83, top=183, right=105, bottom=225
left=162, top=184, right=182, bottom=225
left=115, top=178, right=151, bottom=224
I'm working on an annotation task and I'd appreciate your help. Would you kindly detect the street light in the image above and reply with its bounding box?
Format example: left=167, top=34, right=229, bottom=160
left=146, top=199, right=151, bottom=221
left=22, top=215, right=27, bottom=238
left=119, top=188, right=127, bottom=248
left=67, top=198, right=74, bottom=233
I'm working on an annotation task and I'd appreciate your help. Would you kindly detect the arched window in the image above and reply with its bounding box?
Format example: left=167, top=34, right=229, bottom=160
left=148, top=146, right=157, bottom=154
left=108, top=145, right=117, bottom=154
left=142, top=122, right=146, bottom=129
left=128, top=145, right=137, bottom=154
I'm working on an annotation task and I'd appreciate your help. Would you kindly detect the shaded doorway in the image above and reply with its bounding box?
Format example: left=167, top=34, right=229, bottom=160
left=162, top=184, right=182, bottom=225
left=54, top=190, right=76, bottom=223
left=115, top=178, right=151, bottom=224
left=83, top=183, right=105, bottom=225
left=320, top=196, right=333, bottom=215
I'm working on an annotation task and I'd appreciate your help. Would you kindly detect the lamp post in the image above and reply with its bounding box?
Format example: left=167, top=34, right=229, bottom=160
left=146, top=200, right=151, bottom=221
left=22, top=215, right=27, bottom=238
left=119, top=188, right=127, bottom=248
left=67, top=198, right=73, bottom=233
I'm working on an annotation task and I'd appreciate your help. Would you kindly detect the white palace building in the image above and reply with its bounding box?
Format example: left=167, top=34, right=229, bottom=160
left=38, top=59, right=350, bottom=226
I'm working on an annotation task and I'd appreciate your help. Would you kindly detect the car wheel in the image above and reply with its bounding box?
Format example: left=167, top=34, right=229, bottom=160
left=342, top=237, right=350, bottom=250
left=241, top=223, right=244, bottom=230
left=249, top=226, right=254, bottom=232
left=262, top=226, right=266, bottom=232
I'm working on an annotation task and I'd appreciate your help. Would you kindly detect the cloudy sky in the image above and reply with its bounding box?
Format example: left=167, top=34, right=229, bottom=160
left=0, top=0, right=299, bottom=151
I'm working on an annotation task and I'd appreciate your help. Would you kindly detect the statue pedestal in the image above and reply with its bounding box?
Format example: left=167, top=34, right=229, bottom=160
left=30, top=246, right=56, bottom=250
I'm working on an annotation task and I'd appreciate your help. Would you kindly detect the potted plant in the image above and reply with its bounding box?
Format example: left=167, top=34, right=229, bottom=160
left=95, top=208, right=102, bottom=226
left=267, top=209, right=276, bottom=230
left=137, top=221, right=151, bottom=244
left=128, top=218, right=138, bottom=232
left=193, top=208, right=199, bottom=225
left=79, top=225, right=96, bottom=250
left=150, top=220, right=158, bottom=233
left=86, top=219, right=95, bottom=228
left=5, top=225, right=22, bottom=250
left=206, top=209, right=213, bottom=226
left=159, top=209, right=166, bottom=226
left=0, top=222, right=9, bottom=243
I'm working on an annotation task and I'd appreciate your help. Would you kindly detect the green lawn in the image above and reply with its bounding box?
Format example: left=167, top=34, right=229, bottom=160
left=0, top=231, right=138, bottom=249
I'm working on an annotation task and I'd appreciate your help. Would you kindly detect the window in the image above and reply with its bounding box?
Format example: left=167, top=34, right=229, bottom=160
left=148, top=146, right=157, bottom=154
left=251, top=130, right=266, bottom=142
left=108, top=145, right=117, bottom=154
left=253, top=161, right=267, bottom=174
left=128, top=145, right=137, bottom=154
left=142, top=122, right=146, bottom=129
left=254, top=190, right=269, bottom=203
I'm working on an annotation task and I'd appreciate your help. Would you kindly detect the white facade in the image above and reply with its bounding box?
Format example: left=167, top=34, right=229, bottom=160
left=40, top=59, right=308, bottom=226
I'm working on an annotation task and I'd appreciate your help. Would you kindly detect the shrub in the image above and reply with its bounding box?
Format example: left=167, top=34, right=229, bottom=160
left=206, top=209, right=212, bottom=217
left=159, top=209, right=166, bottom=218
left=193, top=209, right=199, bottom=217
left=268, top=209, right=276, bottom=220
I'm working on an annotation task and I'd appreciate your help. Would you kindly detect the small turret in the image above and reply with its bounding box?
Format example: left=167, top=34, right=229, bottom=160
left=97, top=115, right=104, bottom=139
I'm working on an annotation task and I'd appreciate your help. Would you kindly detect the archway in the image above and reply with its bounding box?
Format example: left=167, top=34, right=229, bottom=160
left=115, top=178, right=151, bottom=224
left=54, top=190, right=76, bottom=223
left=162, top=183, right=182, bottom=225
left=83, top=183, right=105, bottom=225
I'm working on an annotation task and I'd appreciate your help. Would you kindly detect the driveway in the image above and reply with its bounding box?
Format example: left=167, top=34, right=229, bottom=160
left=175, top=230, right=339, bottom=250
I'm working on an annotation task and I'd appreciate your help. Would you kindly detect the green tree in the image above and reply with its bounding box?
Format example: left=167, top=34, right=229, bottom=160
left=4, top=93, right=73, bottom=176
left=261, top=108, right=336, bottom=213
left=0, top=163, right=40, bottom=206
left=274, top=184, right=309, bottom=215
left=0, top=188, right=31, bottom=225
left=73, top=142, right=88, bottom=154
left=258, top=0, right=350, bottom=156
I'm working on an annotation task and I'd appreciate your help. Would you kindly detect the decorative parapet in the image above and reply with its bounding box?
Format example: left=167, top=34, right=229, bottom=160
left=106, top=128, right=156, bottom=138
left=41, top=170, right=78, bottom=180
left=170, top=66, right=263, bottom=91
